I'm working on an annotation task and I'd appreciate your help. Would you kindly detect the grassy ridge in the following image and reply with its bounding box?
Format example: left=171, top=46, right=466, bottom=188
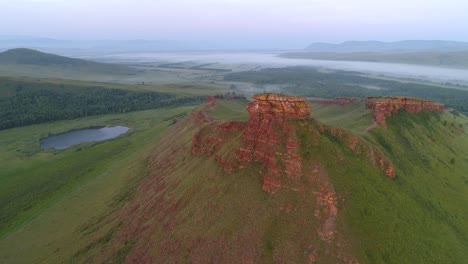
left=1, top=99, right=466, bottom=263
left=74, top=100, right=467, bottom=263
left=304, top=106, right=468, bottom=263
left=0, top=106, right=193, bottom=241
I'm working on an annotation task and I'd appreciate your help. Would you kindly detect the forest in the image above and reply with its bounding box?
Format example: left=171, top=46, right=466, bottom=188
left=0, top=78, right=204, bottom=130
left=224, top=67, right=468, bottom=113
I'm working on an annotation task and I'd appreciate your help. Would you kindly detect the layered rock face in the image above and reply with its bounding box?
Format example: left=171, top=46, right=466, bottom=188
left=248, top=94, right=311, bottom=119
left=366, top=96, right=444, bottom=125
left=242, top=94, right=311, bottom=193
left=190, top=95, right=395, bottom=261
left=192, top=94, right=395, bottom=195
left=193, top=94, right=311, bottom=193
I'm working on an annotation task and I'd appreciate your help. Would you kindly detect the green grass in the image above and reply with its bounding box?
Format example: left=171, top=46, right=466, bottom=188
left=296, top=110, right=468, bottom=263
left=207, top=99, right=249, bottom=121
left=0, top=107, right=196, bottom=263
left=73, top=99, right=324, bottom=263
left=309, top=100, right=373, bottom=132
left=0, top=76, right=225, bottom=96
left=76, top=100, right=466, bottom=263
left=2, top=97, right=466, bottom=263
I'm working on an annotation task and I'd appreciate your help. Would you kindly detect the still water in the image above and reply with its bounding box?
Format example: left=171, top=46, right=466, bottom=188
left=41, top=126, right=129, bottom=150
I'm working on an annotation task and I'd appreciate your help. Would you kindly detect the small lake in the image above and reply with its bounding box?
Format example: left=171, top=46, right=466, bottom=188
left=41, top=126, right=129, bottom=150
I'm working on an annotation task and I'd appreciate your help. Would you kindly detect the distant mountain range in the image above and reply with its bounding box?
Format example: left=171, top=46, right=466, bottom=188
left=0, top=36, right=191, bottom=53
left=305, top=40, right=468, bottom=53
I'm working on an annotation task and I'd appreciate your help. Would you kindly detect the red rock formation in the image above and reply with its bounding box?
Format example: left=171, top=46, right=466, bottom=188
left=94, top=96, right=365, bottom=263
left=248, top=94, right=311, bottom=119
left=241, top=94, right=311, bottom=193
left=193, top=94, right=311, bottom=194
left=366, top=96, right=444, bottom=126
left=192, top=93, right=395, bottom=194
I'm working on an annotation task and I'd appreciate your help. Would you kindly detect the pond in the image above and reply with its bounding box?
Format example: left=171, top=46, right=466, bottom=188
left=41, top=126, right=129, bottom=150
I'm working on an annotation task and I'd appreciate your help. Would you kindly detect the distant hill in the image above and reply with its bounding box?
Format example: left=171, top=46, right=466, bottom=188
left=281, top=49, right=468, bottom=68
left=0, top=48, right=134, bottom=75
left=305, top=40, right=468, bottom=53
left=0, top=36, right=192, bottom=52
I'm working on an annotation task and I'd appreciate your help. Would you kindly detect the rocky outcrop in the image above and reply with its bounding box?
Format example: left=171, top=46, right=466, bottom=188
left=366, top=96, right=444, bottom=125
left=248, top=94, right=311, bottom=119
left=241, top=94, right=311, bottom=193
left=89, top=95, right=396, bottom=263
left=193, top=94, right=311, bottom=194
left=192, top=94, right=395, bottom=195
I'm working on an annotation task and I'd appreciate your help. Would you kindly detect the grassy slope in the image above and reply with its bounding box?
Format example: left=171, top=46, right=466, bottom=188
left=77, top=99, right=466, bottom=263
left=76, top=99, right=335, bottom=263
left=0, top=76, right=225, bottom=97
left=308, top=104, right=468, bottom=263
left=0, top=106, right=194, bottom=263
left=281, top=50, right=468, bottom=68
left=309, top=100, right=373, bottom=132
left=1, top=98, right=466, bottom=263
left=207, top=99, right=249, bottom=121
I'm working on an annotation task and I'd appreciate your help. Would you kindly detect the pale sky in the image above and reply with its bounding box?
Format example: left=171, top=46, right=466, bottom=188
left=1, top=0, right=467, bottom=48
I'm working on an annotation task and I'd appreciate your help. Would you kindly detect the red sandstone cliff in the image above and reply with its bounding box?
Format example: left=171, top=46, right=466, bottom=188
left=192, top=94, right=395, bottom=195
left=366, top=96, right=444, bottom=126
left=94, top=96, right=397, bottom=263
left=191, top=94, right=395, bottom=259
left=193, top=94, right=312, bottom=193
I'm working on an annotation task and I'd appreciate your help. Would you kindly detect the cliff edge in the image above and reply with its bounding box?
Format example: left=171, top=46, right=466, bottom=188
left=366, top=96, right=444, bottom=125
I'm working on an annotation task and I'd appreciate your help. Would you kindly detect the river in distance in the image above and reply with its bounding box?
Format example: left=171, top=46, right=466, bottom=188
left=87, top=51, right=468, bottom=85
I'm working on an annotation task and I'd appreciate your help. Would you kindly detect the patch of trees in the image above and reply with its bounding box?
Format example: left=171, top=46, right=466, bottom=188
left=0, top=80, right=204, bottom=130
left=224, top=67, right=468, bottom=113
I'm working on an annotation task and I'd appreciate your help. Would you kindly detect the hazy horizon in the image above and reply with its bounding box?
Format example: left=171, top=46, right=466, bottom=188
left=2, top=0, right=468, bottom=49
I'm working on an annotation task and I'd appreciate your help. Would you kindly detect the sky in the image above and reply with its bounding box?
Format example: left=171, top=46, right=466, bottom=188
left=1, top=0, right=468, bottom=49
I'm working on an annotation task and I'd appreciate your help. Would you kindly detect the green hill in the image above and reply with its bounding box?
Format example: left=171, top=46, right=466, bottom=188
left=0, top=97, right=466, bottom=263
left=0, top=48, right=135, bottom=75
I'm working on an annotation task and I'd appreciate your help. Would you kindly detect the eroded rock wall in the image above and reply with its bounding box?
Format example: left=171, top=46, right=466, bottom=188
left=192, top=94, right=395, bottom=195
left=366, top=96, right=444, bottom=125
left=242, top=94, right=311, bottom=193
